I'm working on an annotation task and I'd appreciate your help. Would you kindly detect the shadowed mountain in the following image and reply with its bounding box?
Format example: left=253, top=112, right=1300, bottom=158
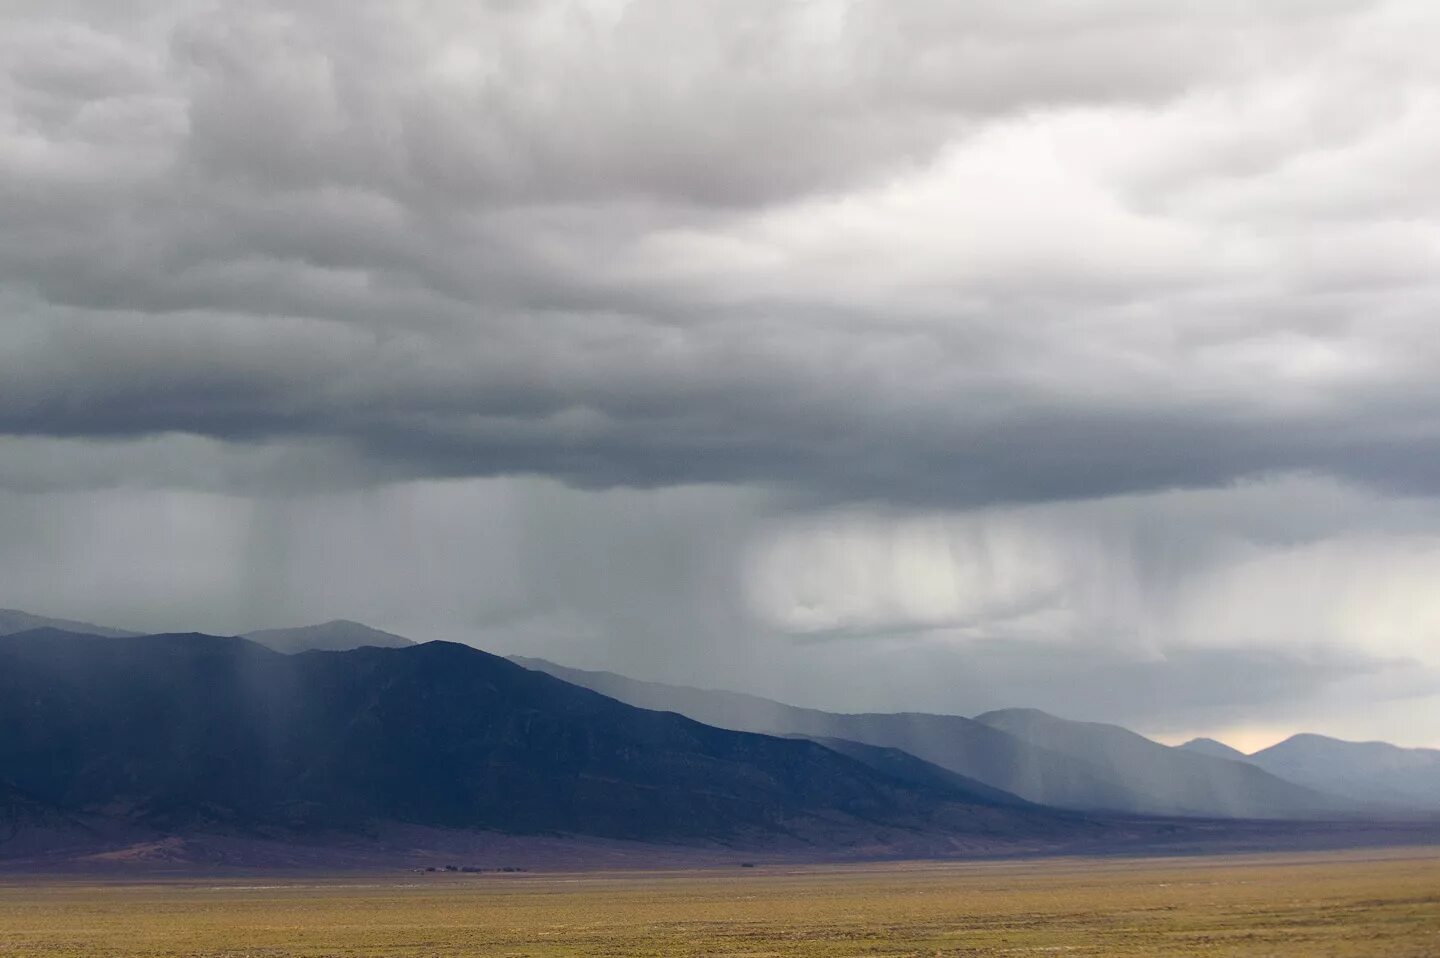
left=792, top=737, right=1038, bottom=809
left=974, top=709, right=1353, bottom=819
left=513, top=658, right=1369, bottom=819
left=0, top=781, right=64, bottom=831
left=511, top=658, right=1154, bottom=814
left=0, top=611, right=415, bottom=654
left=1178, top=737, right=1249, bottom=762
left=1247, top=734, right=1440, bottom=810
left=0, top=629, right=1084, bottom=850
left=0, top=777, right=127, bottom=860
left=242, top=620, right=416, bottom=654
left=0, top=609, right=138, bottom=639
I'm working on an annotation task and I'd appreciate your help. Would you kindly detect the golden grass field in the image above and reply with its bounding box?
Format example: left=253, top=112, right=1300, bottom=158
left=1, top=847, right=1438, bottom=957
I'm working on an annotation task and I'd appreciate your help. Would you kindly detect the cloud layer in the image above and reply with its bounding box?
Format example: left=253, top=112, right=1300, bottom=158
left=6, top=0, right=1440, bottom=503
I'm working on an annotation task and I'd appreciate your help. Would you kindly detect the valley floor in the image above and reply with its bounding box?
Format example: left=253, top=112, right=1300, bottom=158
left=1, top=846, right=1438, bottom=956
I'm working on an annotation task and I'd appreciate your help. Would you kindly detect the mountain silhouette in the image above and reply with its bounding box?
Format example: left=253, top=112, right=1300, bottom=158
left=0, top=610, right=417, bottom=654
left=0, top=609, right=138, bottom=638
left=1247, top=734, right=1440, bottom=810
left=974, top=709, right=1352, bottom=818
left=1177, top=737, right=1249, bottom=762
left=242, top=620, right=416, bottom=654
left=511, top=659, right=1158, bottom=813
left=0, top=629, right=1075, bottom=848
left=515, top=658, right=1360, bottom=819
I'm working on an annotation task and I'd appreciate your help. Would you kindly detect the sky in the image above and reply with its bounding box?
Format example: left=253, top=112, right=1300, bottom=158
left=3, top=0, right=1440, bottom=749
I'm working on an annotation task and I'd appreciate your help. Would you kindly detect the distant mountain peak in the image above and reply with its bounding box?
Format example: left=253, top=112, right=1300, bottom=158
left=241, top=620, right=416, bottom=654
left=973, top=703, right=1054, bottom=717
left=1177, top=737, right=1250, bottom=761
left=1259, top=732, right=1440, bottom=757
left=974, top=707, right=1063, bottom=722
left=975, top=708, right=1151, bottom=742
left=1290, top=732, right=1433, bottom=751
left=1247, top=733, right=1440, bottom=810
left=0, top=609, right=139, bottom=639
left=970, top=706, right=1350, bottom=818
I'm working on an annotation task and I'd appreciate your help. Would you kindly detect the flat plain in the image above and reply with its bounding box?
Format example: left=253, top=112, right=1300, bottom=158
left=1, top=847, right=1438, bottom=957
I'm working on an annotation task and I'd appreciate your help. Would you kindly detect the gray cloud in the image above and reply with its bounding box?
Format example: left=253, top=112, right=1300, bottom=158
left=3, top=0, right=1439, bottom=507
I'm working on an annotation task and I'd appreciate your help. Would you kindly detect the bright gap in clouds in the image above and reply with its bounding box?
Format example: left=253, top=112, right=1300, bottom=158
left=746, top=477, right=1440, bottom=667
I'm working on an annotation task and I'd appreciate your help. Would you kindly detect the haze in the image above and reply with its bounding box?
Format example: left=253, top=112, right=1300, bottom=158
left=3, top=0, right=1439, bottom=748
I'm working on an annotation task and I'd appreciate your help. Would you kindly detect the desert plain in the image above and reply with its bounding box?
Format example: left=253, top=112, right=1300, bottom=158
left=1, top=846, right=1438, bottom=957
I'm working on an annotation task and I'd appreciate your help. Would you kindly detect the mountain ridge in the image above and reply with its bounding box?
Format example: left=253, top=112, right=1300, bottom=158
left=1247, top=733, right=1440, bottom=810
left=242, top=620, right=416, bottom=654
left=973, top=708, right=1353, bottom=819
left=0, top=609, right=139, bottom=639
left=1177, top=737, right=1249, bottom=761
left=510, top=658, right=1356, bottom=819
left=0, top=609, right=420, bottom=655
left=0, top=628, right=1081, bottom=854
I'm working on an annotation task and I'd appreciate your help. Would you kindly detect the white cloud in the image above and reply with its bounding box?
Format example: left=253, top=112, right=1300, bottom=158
left=744, top=476, right=1440, bottom=673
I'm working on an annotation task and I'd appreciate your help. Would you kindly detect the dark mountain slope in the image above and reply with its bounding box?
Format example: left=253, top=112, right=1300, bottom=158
left=242, top=620, right=415, bottom=654
left=1178, top=737, right=1249, bottom=762
left=515, top=659, right=1376, bottom=819
left=0, top=609, right=137, bottom=638
left=0, top=781, right=65, bottom=830
left=0, top=630, right=1083, bottom=847
left=0, top=778, right=119, bottom=859
left=794, top=737, right=1036, bottom=808
left=1248, top=734, right=1440, bottom=810
left=510, top=658, right=1140, bottom=812
left=975, top=709, right=1351, bottom=819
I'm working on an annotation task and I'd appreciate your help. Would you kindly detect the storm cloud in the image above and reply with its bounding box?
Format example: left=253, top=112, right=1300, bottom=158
left=4, top=0, right=1440, bottom=744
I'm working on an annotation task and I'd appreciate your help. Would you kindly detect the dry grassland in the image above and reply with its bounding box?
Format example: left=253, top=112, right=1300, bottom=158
left=1, top=847, right=1438, bottom=956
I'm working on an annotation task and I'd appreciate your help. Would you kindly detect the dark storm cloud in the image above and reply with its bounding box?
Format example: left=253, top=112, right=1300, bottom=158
left=4, top=316, right=1440, bottom=505
left=4, top=0, right=1438, bottom=507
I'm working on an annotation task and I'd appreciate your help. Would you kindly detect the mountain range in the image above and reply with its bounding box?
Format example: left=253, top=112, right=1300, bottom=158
left=511, top=658, right=1358, bottom=819
left=0, top=612, right=415, bottom=654
left=1182, top=734, right=1440, bottom=810
left=0, top=628, right=1086, bottom=854
left=0, top=608, right=139, bottom=638
left=1, top=609, right=1436, bottom=867
left=974, top=707, right=1352, bottom=818
left=240, top=620, right=416, bottom=654
left=516, top=658, right=1440, bottom=817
